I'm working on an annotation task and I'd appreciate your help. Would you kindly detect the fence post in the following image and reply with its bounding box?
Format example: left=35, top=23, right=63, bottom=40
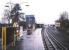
left=2, top=27, right=6, bottom=50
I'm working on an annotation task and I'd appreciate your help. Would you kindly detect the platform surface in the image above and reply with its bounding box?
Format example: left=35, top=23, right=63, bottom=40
left=7, top=28, right=45, bottom=50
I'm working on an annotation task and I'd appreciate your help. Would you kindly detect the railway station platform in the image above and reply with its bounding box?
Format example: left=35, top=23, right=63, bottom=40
left=7, top=28, right=45, bottom=50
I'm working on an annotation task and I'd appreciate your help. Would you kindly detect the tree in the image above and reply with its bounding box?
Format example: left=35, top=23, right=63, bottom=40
left=59, top=11, right=68, bottom=21
left=10, top=3, right=21, bottom=23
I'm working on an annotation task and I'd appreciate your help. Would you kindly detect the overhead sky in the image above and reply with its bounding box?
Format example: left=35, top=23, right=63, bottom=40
left=0, top=0, right=69, bottom=24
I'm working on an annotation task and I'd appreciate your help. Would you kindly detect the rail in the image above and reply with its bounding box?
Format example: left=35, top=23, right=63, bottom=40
left=41, top=27, right=68, bottom=50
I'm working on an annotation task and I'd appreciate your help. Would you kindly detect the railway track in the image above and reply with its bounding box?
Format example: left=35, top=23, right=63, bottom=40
left=47, top=27, right=68, bottom=49
left=41, top=27, right=68, bottom=50
left=41, top=28, right=57, bottom=50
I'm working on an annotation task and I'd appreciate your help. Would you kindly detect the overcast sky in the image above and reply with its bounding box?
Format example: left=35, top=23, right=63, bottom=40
left=0, top=0, right=69, bottom=24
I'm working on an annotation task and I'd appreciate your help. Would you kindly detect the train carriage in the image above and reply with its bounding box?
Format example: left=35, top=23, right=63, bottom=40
left=26, top=15, right=35, bottom=35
